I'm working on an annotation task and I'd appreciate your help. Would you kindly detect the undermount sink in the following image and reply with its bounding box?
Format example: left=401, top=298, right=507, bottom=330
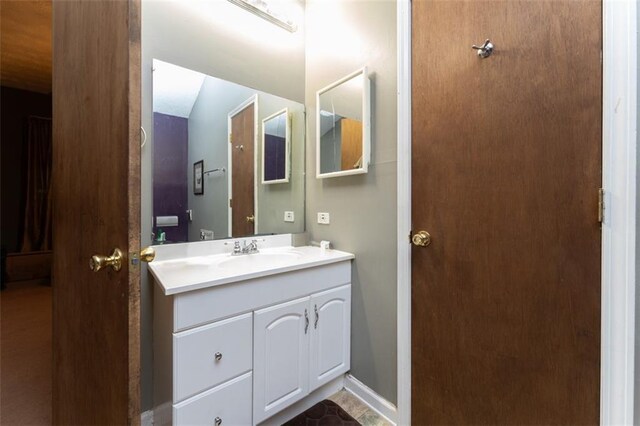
left=217, top=251, right=304, bottom=269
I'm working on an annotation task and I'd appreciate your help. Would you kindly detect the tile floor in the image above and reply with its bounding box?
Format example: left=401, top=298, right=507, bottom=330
left=328, top=390, right=392, bottom=426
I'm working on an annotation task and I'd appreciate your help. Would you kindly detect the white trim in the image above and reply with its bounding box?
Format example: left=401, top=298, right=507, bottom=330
left=344, top=374, right=398, bottom=425
left=315, top=67, right=371, bottom=179
left=396, top=0, right=412, bottom=425
left=227, top=94, right=259, bottom=237
left=396, top=1, right=638, bottom=425
left=600, top=1, right=637, bottom=425
left=140, top=410, right=154, bottom=426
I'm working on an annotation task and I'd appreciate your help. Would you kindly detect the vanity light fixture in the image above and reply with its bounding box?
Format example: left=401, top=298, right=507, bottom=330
left=227, top=0, right=298, bottom=33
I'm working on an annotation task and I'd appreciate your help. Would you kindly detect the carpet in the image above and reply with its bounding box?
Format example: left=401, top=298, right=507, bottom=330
left=282, top=399, right=361, bottom=426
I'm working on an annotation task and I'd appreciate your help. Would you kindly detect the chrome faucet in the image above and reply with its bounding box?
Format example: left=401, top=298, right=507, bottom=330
left=228, top=239, right=260, bottom=256
left=244, top=239, right=259, bottom=254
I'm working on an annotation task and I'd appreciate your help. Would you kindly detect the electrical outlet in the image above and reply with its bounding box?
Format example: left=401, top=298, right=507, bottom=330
left=317, top=212, right=330, bottom=224
left=284, top=211, right=295, bottom=222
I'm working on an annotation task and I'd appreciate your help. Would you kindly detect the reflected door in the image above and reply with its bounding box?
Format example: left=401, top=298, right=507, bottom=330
left=411, top=1, right=602, bottom=424
left=230, top=101, right=255, bottom=237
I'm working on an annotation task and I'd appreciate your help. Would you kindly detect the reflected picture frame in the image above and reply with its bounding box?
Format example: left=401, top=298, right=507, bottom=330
left=262, top=108, right=291, bottom=184
left=193, top=160, right=204, bottom=195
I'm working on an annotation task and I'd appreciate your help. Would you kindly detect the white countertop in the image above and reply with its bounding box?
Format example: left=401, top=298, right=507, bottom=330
left=149, top=245, right=354, bottom=295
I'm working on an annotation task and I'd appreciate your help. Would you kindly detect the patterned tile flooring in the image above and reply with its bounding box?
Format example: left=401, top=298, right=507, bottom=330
left=328, top=390, right=392, bottom=426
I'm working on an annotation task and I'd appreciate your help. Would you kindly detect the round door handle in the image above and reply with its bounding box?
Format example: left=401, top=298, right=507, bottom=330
left=412, top=231, right=431, bottom=247
left=246, top=214, right=255, bottom=223
left=140, top=246, right=156, bottom=263
left=214, top=417, right=222, bottom=426
left=214, top=352, right=222, bottom=361
left=90, top=248, right=123, bottom=272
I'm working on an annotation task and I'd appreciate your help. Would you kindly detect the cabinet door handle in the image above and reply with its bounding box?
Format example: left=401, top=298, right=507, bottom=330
left=214, top=416, right=222, bottom=426
left=214, top=352, right=222, bottom=361
left=314, top=304, right=319, bottom=329
left=304, top=309, right=309, bottom=334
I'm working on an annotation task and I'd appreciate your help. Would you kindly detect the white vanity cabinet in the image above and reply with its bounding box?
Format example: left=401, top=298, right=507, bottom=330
left=252, top=285, right=351, bottom=424
left=152, top=256, right=353, bottom=426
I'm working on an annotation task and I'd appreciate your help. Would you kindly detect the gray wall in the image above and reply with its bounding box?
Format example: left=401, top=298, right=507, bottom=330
left=141, top=0, right=305, bottom=410
left=187, top=77, right=253, bottom=241
left=257, top=96, right=307, bottom=235
left=304, top=0, right=398, bottom=404
left=187, top=76, right=306, bottom=241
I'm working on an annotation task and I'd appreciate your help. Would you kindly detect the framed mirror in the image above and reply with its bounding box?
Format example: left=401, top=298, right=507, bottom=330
left=262, top=108, right=290, bottom=184
left=316, top=67, right=371, bottom=179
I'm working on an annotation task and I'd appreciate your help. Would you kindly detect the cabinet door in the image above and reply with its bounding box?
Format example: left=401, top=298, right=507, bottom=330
left=309, top=285, right=351, bottom=391
left=253, top=296, right=310, bottom=424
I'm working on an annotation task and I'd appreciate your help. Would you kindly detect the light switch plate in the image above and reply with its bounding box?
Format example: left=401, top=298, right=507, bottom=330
left=317, top=212, right=330, bottom=224
left=284, top=211, right=295, bottom=222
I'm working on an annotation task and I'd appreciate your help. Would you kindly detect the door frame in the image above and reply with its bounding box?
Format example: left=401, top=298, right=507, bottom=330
left=227, top=94, right=259, bottom=237
left=395, top=0, right=638, bottom=425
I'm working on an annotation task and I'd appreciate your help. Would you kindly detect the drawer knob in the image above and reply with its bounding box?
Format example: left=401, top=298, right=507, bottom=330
left=215, top=416, right=222, bottom=426
left=214, top=352, right=222, bottom=361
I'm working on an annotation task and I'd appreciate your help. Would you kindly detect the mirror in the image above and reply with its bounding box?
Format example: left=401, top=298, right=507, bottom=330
left=262, top=108, right=290, bottom=184
left=316, top=67, right=371, bottom=179
left=152, top=59, right=305, bottom=244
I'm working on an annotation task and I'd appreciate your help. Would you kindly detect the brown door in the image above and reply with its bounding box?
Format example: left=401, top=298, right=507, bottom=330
left=340, top=118, right=363, bottom=170
left=411, top=1, right=602, bottom=424
left=231, top=103, right=255, bottom=237
left=52, top=1, right=141, bottom=424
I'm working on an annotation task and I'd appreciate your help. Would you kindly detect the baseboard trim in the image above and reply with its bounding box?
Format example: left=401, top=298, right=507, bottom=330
left=344, top=374, right=397, bottom=425
left=141, top=409, right=154, bottom=426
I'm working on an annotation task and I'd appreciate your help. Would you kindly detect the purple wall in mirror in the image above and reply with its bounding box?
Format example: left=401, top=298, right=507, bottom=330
left=264, top=134, right=286, bottom=181
left=153, top=112, right=188, bottom=243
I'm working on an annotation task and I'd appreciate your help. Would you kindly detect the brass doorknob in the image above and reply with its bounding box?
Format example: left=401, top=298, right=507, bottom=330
left=246, top=214, right=255, bottom=223
left=90, top=248, right=123, bottom=272
left=412, top=231, right=431, bottom=247
left=140, top=246, right=156, bottom=263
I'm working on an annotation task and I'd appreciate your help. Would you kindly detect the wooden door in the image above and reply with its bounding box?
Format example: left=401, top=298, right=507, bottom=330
left=231, top=103, right=255, bottom=237
left=309, top=285, right=351, bottom=392
left=340, top=118, right=363, bottom=170
left=253, top=297, right=310, bottom=424
left=411, top=1, right=602, bottom=424
left=52, top=1, right=141, bottom=424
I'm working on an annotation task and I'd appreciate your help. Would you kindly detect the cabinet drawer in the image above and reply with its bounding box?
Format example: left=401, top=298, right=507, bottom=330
left=174, top=313, right=252, bottom=402
left=174, top=372, right=252, bottom=426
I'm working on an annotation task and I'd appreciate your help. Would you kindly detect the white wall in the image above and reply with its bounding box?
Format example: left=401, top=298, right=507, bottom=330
left=304, top=0, right=398, bottom=404
left=141, top=0, right=305, bottom=410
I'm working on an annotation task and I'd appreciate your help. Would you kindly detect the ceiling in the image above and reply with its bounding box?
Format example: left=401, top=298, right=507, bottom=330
left=152, top=60, right=205, bottom=118
left=1, top=0, right=52, bottom=94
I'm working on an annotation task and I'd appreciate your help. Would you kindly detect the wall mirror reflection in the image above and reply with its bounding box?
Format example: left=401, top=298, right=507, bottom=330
left=152, top=59, right=305, bottom=244
left=316, top=67, right=371, bottom=179
left=262, top=108, right=290, bottom=184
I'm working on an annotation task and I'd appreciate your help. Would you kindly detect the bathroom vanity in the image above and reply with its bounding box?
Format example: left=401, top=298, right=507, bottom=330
left=149, top=236, right=353, bottom=425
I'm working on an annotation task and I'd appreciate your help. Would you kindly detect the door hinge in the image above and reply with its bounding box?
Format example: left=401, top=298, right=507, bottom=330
left=408, top=230, right=413, bottom=244
left=598, top=188, right=605, bottom=224
left=229, top=198, right=232, bottom=208
left=229, top=133, right=232, bottom=143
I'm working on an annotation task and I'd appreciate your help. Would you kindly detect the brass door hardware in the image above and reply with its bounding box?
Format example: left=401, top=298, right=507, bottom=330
left=140, top=246, right=156, bottom=263
left=412, top=231, right=432, bottom=247
left=90, top=248, right=123, bottom=272
left=246, top=214, right=255, bottom=223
